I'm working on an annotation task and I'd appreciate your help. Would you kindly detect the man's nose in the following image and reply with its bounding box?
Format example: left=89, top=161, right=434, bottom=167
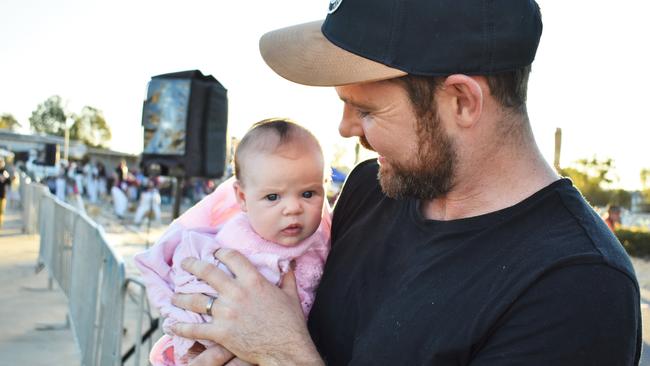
left=338, top=107, right=364, bottom=138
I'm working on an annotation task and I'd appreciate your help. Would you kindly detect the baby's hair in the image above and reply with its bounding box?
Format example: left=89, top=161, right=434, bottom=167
left=234, top=118, right=323, bottom=183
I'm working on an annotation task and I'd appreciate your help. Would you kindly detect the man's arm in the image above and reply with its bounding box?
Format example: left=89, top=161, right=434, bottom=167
left=471, top=263, right=641, bottom=365
left=171, top=250, right=324, bottom=366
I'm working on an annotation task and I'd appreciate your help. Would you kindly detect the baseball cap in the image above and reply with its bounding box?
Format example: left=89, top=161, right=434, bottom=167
left=259, top=0, right=543, bottom=86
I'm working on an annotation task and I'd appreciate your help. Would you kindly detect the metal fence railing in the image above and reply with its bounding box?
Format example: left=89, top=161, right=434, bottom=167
left=39, top=195, right=77, bottom=295
left=68, top=210, right=126, bottom=366
left=19, top=172, right=154, bottom=366
left=19, top=172, right=48, bottom=235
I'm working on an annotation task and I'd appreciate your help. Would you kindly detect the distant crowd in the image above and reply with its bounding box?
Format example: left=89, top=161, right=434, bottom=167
left=41, top=159, right=219, bottom=225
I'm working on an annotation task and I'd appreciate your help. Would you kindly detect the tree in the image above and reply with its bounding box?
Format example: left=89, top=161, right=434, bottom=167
left=641, top=168, right=650, bottom=190
left=559, top=157, right=630, bottom=207
left=29, top=95, right=67, bottom=136
left=0, top=113, right=21, bottom=131
left=69, top=106, right=112, bottom=148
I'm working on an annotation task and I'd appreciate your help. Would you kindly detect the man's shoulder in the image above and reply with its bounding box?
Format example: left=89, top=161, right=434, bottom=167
left=331, top=159, right=385, bottom=238
left=334, top=159, right=381, bottom=208
left=343, top=158, right=379, bottom=189
left=520, top=179, right=636, bottom=283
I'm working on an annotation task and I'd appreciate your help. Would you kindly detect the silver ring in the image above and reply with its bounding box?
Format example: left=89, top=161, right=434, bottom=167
left=205, top=295, right=216, bottom=317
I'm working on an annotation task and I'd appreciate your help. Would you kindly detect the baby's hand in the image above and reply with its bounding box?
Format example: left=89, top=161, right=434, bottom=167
left=181, top=342, right=207, bottom=363
left=183, top=343, right=255, bottom=366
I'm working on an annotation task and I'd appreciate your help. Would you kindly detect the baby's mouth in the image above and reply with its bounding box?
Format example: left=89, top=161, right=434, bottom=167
left=282, top=223, right=302, bottom=236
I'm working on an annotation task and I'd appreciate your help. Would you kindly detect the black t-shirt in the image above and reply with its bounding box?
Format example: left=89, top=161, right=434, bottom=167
left=308, top=160, right=641, bottom=365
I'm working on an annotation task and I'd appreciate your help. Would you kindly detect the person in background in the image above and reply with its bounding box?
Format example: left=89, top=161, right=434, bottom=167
left=84, top=160, right=99, bottom=204
left=133, top=178, right=162, bottom=226
left=96, top=161, right=108, bottom=199
left=112, top=160, right=129, bottom=219
left=604, top=205, right=622, bottom=232
left=0, top=158, right=12, bottom=227
left=55, top=161, right=67, bottom=202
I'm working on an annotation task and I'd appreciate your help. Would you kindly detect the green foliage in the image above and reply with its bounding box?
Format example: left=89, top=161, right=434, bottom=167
left=615, top=227, right=650, bottom=258
left=28, top=97, right=112, bottom=148
left=29, top=95, right=67, bottom=136
left=69, top=106, right=112, bottom=148
left=559, top=157, right=630, bottom=208
left=0, top=113, right=21, bottom=130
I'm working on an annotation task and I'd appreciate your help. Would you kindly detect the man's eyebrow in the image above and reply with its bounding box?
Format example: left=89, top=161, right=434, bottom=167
left=339, top=97, right=376, bottom=111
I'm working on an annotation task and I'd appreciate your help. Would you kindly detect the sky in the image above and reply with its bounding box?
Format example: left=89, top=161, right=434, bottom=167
left=1, top=0, right=649, bottom=189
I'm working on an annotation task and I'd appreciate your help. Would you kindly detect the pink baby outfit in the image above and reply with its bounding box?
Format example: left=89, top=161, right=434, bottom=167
left=134, top=178, right=331, bottom=366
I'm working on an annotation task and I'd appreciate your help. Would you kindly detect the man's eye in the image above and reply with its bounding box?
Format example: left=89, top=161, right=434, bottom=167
left=356, top=109, right=370, bottom=118
left=302, top=191, right=314, bottom=198
left=266, top=194, right=279, bottom=201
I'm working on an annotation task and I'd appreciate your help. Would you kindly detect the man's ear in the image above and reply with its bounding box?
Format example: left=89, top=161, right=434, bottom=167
left=233, top=180, right=247, bottom=212
left=442, top=74, right=484, bottom=128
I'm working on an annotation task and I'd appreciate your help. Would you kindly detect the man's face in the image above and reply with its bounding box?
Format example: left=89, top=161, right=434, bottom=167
left=235, top=145, right=325, bottom=246
left=336, top=80, right=457, bottom=200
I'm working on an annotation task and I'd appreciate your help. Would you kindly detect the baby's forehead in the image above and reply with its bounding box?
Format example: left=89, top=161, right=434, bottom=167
left=239, top=144, right=324, bottom=185
left=243, top=141, right=323, bottom=166
left=241, top=129, right=323, bottom=160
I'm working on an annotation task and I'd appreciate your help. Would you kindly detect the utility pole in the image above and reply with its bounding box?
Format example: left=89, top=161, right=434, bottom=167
left=64, top=115, right=73, bottom=161
left=554, top=127, right=562, bottom=171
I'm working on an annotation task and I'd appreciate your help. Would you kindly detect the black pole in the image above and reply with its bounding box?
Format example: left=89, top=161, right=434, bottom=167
left=121, top=318, right=159, bottom=364
left=173, top=176, right=184, bottom=219
left=145, top=186, right=153, bottom=248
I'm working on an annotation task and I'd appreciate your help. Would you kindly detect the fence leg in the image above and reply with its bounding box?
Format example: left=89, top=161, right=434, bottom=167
left=36, top=313, right=70, bottom=331
left=133, top=288, right=145, bottom=366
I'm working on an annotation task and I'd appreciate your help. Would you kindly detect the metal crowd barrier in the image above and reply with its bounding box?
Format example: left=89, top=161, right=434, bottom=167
left=19, top=173, right=48, bottom=235
left=39, top=195, right=77, bottom=295
left=21, top=176, right=154, bottom=366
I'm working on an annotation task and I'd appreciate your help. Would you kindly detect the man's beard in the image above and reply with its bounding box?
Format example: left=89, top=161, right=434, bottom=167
left=369, top=112, right=457, bottom=200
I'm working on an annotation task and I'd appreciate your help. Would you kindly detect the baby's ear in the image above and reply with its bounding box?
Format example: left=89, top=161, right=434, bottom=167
left=233, top=180, right=247, bottom=212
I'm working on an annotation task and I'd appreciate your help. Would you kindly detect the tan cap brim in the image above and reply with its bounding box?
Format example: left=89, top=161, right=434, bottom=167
left=259, top=20, right=406, bottom=87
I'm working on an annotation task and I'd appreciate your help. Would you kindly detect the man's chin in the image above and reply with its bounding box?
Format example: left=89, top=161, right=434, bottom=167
left=377, top=164, right=401, bottom=198
left=377, top=163, right=453, bottom=200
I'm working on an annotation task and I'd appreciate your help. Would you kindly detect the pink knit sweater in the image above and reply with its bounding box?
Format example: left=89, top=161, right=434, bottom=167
left=134, top=178, right=331, bottom=366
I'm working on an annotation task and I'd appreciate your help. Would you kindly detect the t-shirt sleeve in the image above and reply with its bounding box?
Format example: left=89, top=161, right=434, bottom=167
left=471, top=263, right=641, bottom=365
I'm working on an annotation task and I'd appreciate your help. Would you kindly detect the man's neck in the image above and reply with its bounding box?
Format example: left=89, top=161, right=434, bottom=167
left=419, top=135, right=559, bottom=221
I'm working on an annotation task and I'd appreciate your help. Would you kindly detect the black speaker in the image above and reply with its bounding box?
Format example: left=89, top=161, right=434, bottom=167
left=44, top=143, right=59, bottom=166
left=141, top=70, right=228, bottom=178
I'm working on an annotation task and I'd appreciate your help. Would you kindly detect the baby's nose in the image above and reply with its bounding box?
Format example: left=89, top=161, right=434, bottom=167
left=282, top=198, right=303, bottom=215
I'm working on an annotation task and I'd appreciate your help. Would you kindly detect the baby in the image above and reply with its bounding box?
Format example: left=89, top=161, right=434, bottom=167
left=135, top=119, right=331, bottom=366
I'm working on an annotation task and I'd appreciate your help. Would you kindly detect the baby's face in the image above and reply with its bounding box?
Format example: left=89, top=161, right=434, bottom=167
left=235, top=145, right=325, bottom=246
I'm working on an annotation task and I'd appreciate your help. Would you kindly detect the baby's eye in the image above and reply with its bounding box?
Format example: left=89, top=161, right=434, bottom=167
left=302, top=191, right=314, bottom=198
left=265, top=194, right=279, bottom=201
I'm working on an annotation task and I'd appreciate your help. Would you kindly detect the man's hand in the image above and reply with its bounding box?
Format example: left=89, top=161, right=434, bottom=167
left=171, top=249, right=323, bottom=366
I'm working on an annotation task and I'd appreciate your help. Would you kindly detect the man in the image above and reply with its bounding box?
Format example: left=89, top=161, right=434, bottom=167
left=0, top=158, right=11, bottom=227
left=171, top=0, right=641, bottom=364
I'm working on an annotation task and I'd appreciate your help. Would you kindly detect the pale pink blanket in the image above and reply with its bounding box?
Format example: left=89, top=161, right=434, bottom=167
left=134, top=178, right=331, bottom=366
